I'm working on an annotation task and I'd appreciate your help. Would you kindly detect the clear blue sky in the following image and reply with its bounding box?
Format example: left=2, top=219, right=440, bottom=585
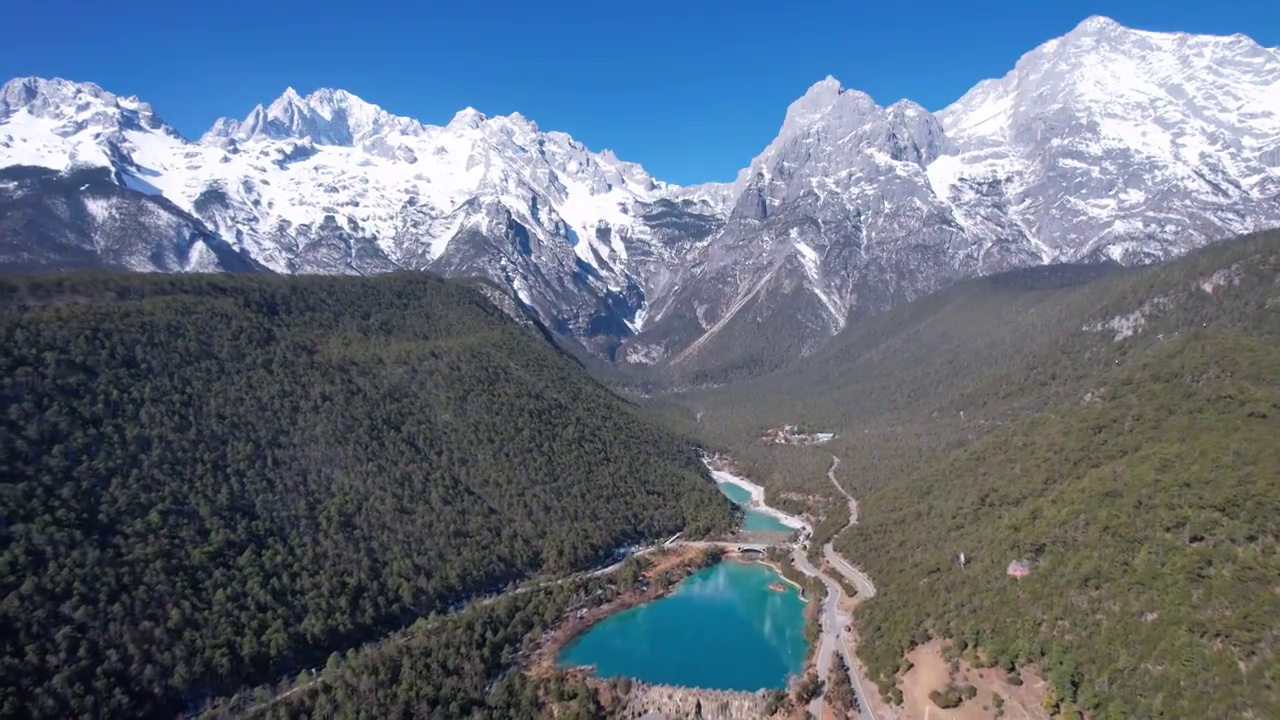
left=2, top=0, right=1276, bottom=184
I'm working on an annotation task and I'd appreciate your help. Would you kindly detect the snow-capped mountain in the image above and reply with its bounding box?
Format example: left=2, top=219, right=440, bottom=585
left=932, top=15, right=1280, bottom=265
left=618, top=77, right=982, bottom=374
left=618, top=16, right=1280, bottom=376
left=2, top=17, right=1278, bottom=375
left=0, top=77, right=724, bottom=355
left=0, top=79, right=259, bottom=271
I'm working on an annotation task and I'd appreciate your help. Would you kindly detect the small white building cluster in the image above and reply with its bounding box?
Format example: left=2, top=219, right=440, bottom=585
left=760, top=425, right=836, bottom=446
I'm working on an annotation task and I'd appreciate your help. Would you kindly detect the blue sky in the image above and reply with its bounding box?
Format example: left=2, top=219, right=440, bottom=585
left=2, top=0, right=1276, bottom=184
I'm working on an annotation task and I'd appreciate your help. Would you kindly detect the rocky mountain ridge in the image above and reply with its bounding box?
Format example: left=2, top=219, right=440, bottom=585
left=2, top=16, right=1277, bottom=373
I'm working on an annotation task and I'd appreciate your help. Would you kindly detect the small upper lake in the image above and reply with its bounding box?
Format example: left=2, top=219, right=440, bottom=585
left=716, top=482, right=793, bottom=533
left=558, top=562, right=807, bottom=690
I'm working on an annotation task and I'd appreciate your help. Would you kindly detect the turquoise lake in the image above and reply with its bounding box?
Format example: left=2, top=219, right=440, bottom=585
left=558, top=562, right=808, bottom=690
left=716, top=482, right=793, bottom=533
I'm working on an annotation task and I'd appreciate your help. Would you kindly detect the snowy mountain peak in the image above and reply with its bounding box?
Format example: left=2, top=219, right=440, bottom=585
left=1, top=76, right=109, bottom=117
left=782, top=75, right=878, bottom=130
left=940, top=17, right=1280, bottom=144
left=214, top=86, right=426, bottom=146
left=448, top=106, right=488, bottom=129
left=886, top=98, right=928, bottom=115
left=743, top=74, right=939, bottom=188
left=504, top=111, right=538, bottom=132
left=1071, top=14, right=1123, bottom=36
left=0, top=76, right=178, bottom=139
left=199, top=116, right=241, bottom=144
left=3, top=16, right=1279, bottom=374
left=805, top=75, right=844, bottom=97
left=931, top=17, right=1280, bottom=265
left=0, top=73, right=708, bottom=351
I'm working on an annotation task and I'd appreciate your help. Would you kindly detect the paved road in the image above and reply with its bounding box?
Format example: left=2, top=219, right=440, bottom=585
left=808, top=456, right=878, bottom=720
left=792, top=546, right=847, bottom=718
left=824, top=542, right=877, bottom=600
left=792, top=542, right=877, bottom=720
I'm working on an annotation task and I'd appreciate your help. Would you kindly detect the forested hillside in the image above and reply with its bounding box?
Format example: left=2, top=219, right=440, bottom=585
left=679, top=230, right=1280, bottom=717
left=0, top=272, right=735, bottom=719
left=207, top=570, right=625, bottom=720
left=852, top=328, right=1280, bottom=718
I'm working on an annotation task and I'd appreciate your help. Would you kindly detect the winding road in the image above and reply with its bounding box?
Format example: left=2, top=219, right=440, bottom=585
left=798, top=456, right=878, bottom=720
left=714, top=456, right=878, bottom=720
left=792, top=546, right=851, bottom=718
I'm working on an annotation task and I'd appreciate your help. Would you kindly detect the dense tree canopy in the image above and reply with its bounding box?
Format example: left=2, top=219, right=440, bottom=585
left=210, top=576, right=616, bottom=720
left=0, top=272, right=734, bottom=718
left=676, top=230, right=1280, bottom=717
left=849, top=329, right=1280, bottom=718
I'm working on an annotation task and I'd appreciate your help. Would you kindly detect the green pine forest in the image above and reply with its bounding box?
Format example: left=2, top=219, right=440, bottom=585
left=3, top=229, right=1280, bottom=719
left=682, top=229, right=1280, bottom=718
left=0, top=272, right=735, bottom=718
left=210, top=572, right=629, bottom=720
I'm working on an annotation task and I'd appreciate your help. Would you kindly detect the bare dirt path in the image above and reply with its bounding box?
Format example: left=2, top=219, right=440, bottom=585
left=827, top=455, right=859, bottom=523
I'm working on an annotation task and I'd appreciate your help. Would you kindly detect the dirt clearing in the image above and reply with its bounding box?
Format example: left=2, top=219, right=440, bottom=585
left=896, top=640, right=1052, bottom=720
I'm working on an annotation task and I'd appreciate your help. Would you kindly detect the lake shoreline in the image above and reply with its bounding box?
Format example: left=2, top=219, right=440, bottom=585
left=555, top=558, right=808, bottom=693
left=536, top=454, right=824, bottom=702
left=710, top=468, right=812, bottom=533
left=545, top=551, right=805, bottom=675
left=531, top=546, right=722, bottom=677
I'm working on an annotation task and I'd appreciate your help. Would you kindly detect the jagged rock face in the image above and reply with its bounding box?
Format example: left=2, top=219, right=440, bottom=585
left=625, top=18, right=1280, bottom=376
left=0, top=77, right=719, bottom=351
left=0, top=77, right=179, bottom=144
left=1, top=17, right=1277, bottom=375
left=0, top=166, right=258, bottom=272
left=624, top=80, right=1016, bottom=376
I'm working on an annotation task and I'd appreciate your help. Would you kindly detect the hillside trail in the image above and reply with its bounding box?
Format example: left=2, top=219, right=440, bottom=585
left=823, top=456, right=877, bottom=599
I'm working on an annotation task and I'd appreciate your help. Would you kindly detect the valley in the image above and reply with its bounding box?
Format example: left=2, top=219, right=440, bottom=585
left=2, top=8, right=1279, bottom=720
left=680, top=229, right=1280, bottom=718
left=2, top=224, right=1277, bottom=720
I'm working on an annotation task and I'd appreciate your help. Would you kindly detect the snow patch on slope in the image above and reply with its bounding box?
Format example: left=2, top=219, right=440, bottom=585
left=792, top=235, right=845, bottom=328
